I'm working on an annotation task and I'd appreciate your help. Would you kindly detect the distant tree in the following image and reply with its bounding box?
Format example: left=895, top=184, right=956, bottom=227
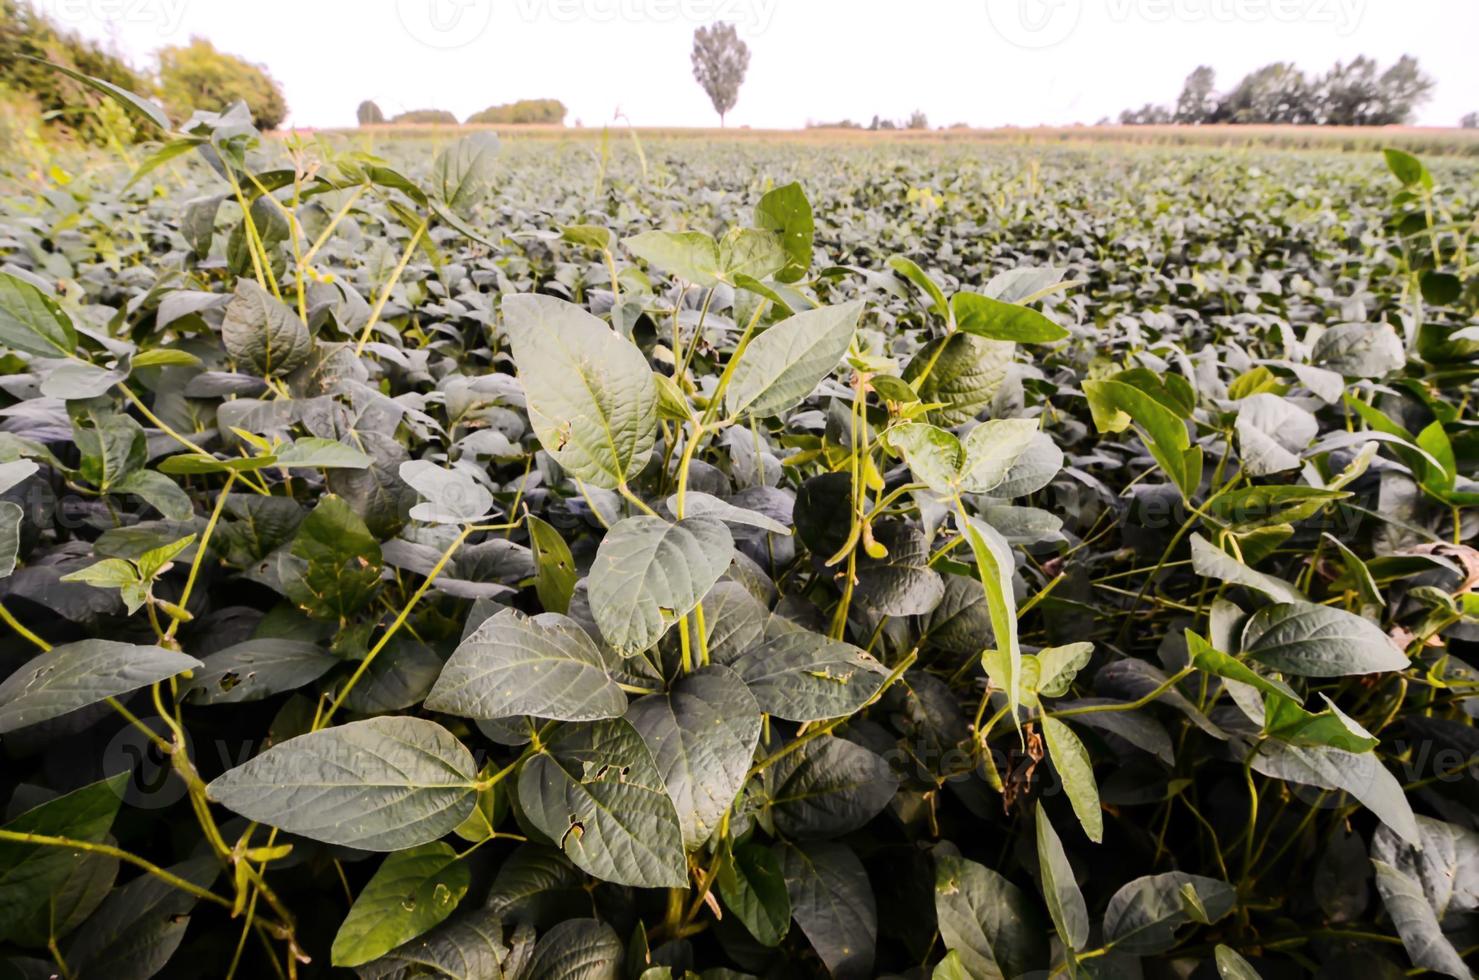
left=1215, top=62, right=1316, bottom=124
left=466, top=99, right=567, bottom=125
left=390, top=109, right=458, bottom=125
left=357, top=100, right=385, bottom=125
left=1315, top=55, right=1430, bottom=125
left=690, top=22, right=749, bottom=126
left=905, top=109, right=929, bottom=130
left=1119, top=103, right=1172, bottom=125
left=1372, top=55, right=1434, bottom=124
left=1463, top=112, right=1479, bottom=129
left=1174, top=66, right=1217, bottom=124
left=157, top=37, right=286, bottom=130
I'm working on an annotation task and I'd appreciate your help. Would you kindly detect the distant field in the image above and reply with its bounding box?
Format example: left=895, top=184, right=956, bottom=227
left=321, top=121, right=1479, bottom=155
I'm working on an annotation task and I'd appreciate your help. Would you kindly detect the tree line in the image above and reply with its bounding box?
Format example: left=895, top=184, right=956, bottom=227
left=1117, top=55, right=1440, bottom=126
left=356, top=99, right=568, bottom=127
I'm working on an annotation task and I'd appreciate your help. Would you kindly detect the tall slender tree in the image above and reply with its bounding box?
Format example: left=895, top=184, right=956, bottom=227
left=690, top=22, right=749, bottom=127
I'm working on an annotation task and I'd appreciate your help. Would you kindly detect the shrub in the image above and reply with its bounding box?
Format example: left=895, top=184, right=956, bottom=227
left=356, top=99, right=385, bottom=125
left=390, top=108, right=459, bottom=125
left=465, top=98, right=566, bottom=125
left=156, top=37, right=286, bottom=130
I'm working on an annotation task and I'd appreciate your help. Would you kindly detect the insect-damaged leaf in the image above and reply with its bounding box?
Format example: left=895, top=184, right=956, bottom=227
left=0, top=641, right=200, bottom=734
left=587, top=515, right=732, bottom=655
left=331, top=842, right=470, bottom=968
left=518, top=718, right=687, bottom=888
left=426, top=608, right=627, bottom=722
left=207, top=716, right=479, bottom=850
left=721, top=632, right=889, bottom=722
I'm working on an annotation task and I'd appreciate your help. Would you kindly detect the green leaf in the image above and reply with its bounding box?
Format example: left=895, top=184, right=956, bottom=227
left=951, top=291, right=1067, bottom=342
left=1250, top=740, right=1419, bottom=846
left=903, top=333, right=1013, bottom=427
left=1214, top=945, right=1262, bottom=980
left=356, top=914, right=509, bottom=979
left=1371, top=860, right=1472, bottom=980
left=1082, top=378, right=1202, bottom=498
left=724, top=300, right=863, bottom=419
left=853, top=521, right=944, bottom=616
left=398, top=460, right=494, bottom=524
left=666, top=490, right=790, bottom=535
left=283, top=495, right=383, bottom=620
left=1035, top=804, right=1088, bottom=952
left=718, top=227, right=788, bottom=283
left=1263, top=693, right=1378, bottom=753
left=1241, top=601, right=1407, bottom=676
left=959, top=419, right=1044, bottom=493
left=61, top=857, right=216, bottom=980
left=957, top=514, right=1022, bottom=726
left=221, top=279, right=313, bottom=379
left=888, top=256, right=950, bottom=322
left=206, top=716, right=478, bottom=850
left=518, top=718, right=688, bottom=888
left=587, top=516, right=733, bottom=655
left=522, top=918, right=623, bottom=980
left=0, top=641, right=200, bottom=734
left=626, top=665, right=761, bottom=848
left=182, top=639, right=337, bottom=705
left=429, top=132, right=499, bottom=219
left=1035, top=643, right=1093, bottom=699
left=274, top=438, right=373, bottom=470
left=1102, top=872, right=1236, bottom=954
left=0, top=501, right=21, bottom=579
left=933, top=852, right=1045, bottom=980
left=767, top=735, right=897, bottom=840
left=754, top=181, right=814, bottom=283
left=503, top=293, right=658, bottom=489
left=114, top=470, right=194, bottom=521
left=722, top=632, right=888, bottom=722
left=38, top=358, right=127, bottom=400
left=0, top=773, right=128, bottom=942
left=779, top=841, right=876, bottom=980
left=331, top=843, right=470, bottom=968
left=1041, top=717, right=1103, bottom=843
left=717, top=843, right=791, bottom=947
left=527, top=515, right=578, bottom=615
left=426, top=608, right=627, bottom=722
left=1189, top=534, right=1304, bottom=604
left=23, top=56, right=170, bottom=130
left=622, top=230, right=723, bottom=287
left=72, top=407, right=146, bottom=493
left=1383, top=147, right=1432, bottom=188
left=885, top=422, right=963, bottom=494
left=0, top=273, right=78, bottom=359
left=1186, top=629, right=1301, bottom=701
left=560, top=224, right=613, bottom=250
left=933, top=951, right=972, bottom=980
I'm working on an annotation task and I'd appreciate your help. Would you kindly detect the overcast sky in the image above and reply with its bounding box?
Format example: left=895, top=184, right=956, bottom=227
left=41, top=0, right=1479, bottom=128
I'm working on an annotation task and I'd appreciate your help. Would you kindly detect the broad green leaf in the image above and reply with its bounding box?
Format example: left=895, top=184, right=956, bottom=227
left=0, top=272, right=77, bottom=358
left=522, top=918, right=623, bottom=980
left=888, top=255, right=950, bottom=322
left=283, top=495, right=383, bottom=620
left=779, top=841, right=876, bottom=980
left=0, top=773, right=128, bottom=941
left=1041, top=717, right=1103, bottom=843
left=1383, top=147, right=1432, bottom=187
left=1370, top=815, right=1479, bottom=920
left=885, top=422, right=962, bottom=494
left=1035, top=805, right=1088, bottom=952
left=482, top=846, right=585, bottom=928
left=114, top=470, right=194, bottom=521
left=1103, top=872, right=1236, bottom=954
left=1313, top=323, right=1405, bottom=378
left=722, top=632, right=888, bottom=722
left=1263, top=693, right=1378, bottom=753
left=38, top=358, right=126, bottom=400
left=398, top=460, right=494, bottom=524
left=959, top=419, right=1043, bottom=493
left=666, top=490, right=790, bottom=535
left=754, top=181, right=814, bottom=282
left=0, top=641, right=200, bottom=734
left=182, top=639, right=337, bottom=705
left=934, top=951, right=972, bottom=980
left=274, top=438, right=373, bottom=470
left=221, top=279, right=312, bottom=378
left=587, top=516, right=733, bottom=655
left=951, top=291, right=1067, bottom=342
left=206, top=716, right=478, bottom=850
left=625, top=665, right=761, bottom=848
left=1186, top=629, right=1300, bottom=701
left=717, top=843, right=791, bottom=947
left=933, top=852, right=1045, bottom=980
left=429, top=132, right=499, bottom=219
left=622, top=230, right=722, bottom=286
left=957, top=514, right=1021, bottom=726
left=23, top=56, right=171, bottom=130
left=1035, top=643, right=1093, bottom=698
left=560, top=224, right=613, bottom=250
left=503, top=293, right=657, bottom=489
left=903, top=332, right=1013, bottom=427
left=426, top=608, right=627, bottom=722
left=718, top=227, right=788, bottom=283
left=60, top=857, right=216, bottom=980
left=1250, top=740, right=1419, bottom=845
left=853, top=521, right=944, bottom=616
left=331, top=843, right=470, bottom=968
left=767, top=735, right=896, bottom=840
left=1189, top=534, right=1304, bottom=604
left=1082, top=378, right=1202, bottom=498
left=71, top=406, right=145, bottom=493
left=527, top=515, right=578, bottom=615
left=1371, top=860, right=1471, bottom=980
left=1215, top=945, right=1262, bottom=980
left=356, top=914, right=509, bottom=979
left=0, top=501, right=25, bottom=578
left=1241, top=601, right=1406, bottom=676
left=724, top=300, right=863, bottom=419
left=517, top=718, right=687, bottom=888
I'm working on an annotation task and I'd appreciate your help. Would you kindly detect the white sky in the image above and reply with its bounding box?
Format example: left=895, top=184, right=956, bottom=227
left=37, top=0, right=1479, bottom=128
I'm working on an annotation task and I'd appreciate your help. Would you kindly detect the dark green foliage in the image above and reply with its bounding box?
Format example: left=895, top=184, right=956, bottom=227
left=465, top=99, right=567, bottom=125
